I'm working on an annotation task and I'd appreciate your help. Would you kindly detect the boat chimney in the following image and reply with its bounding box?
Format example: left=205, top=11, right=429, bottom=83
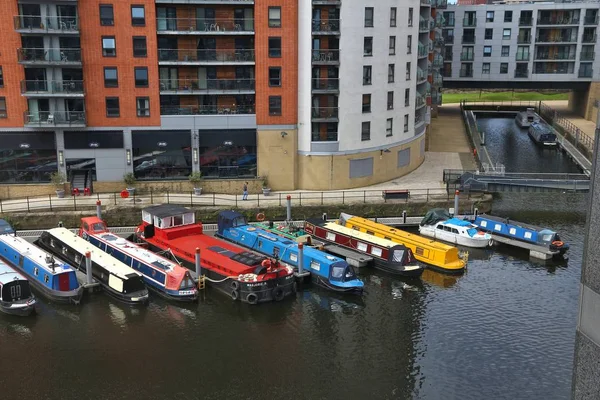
left=402, top=210, right=407, bottom=224
left=298, top=243, right=304, bottom=275
left=286, top=195, right=292, bottom=223
left=195, top=247, right=202, bottom=279
left=85, top=251, right=93, bottom=286
left=322, top=213, right=327, bottom=222
left=454, top=190, right=460, bottom=217
left=96, top=200, right=102, bottom=219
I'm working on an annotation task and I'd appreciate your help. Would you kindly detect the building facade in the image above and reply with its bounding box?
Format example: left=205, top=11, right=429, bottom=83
left=0, top=0, right=443, bottom=192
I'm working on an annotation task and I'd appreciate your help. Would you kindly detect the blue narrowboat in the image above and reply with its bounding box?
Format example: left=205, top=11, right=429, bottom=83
left=0, top=259, right=36, bottom=316
left=0, top=225, right=83, bottom=304
left=473, top=214, right=569, bottom=255
left=217, top=211, right=364, bottom=294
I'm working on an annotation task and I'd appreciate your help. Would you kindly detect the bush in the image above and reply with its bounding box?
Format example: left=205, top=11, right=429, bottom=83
left=123, top=172, right=136, bottom=187
left=50, top=172, right=67, bottom=189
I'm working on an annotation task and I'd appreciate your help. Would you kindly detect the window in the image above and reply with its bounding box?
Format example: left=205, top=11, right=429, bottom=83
left=485, top=29, right=493, bottom=40
left=131, top=5, right=145, bottom=26
left=388, top=64, right=395, bottom=83
left=100, top=4, right=114, bottom=26
left=500, top=63, right=508, bottom=74
left=269, top=37, right=281, bottom=57
left=363, top=66, right=372, bottom=85
left=482, top=63, right=490, bottom=74
left=404, top=88, right=410, bottom=106
left=104, top=67, right=118, bottom=87
left=365, top=7, right=374, bottom=27
left=504, top=10, right=513, bottom=23
left=133, top=37, right=147, bottom=57
left=389, top=36, right=396, bottom=55
left=362, top=94, right=371, bottom=113
left=269, top=96, right=281, bottom=115
left=361, top=121, right=370, bottom=141
left=483, top=46, right=492, bottom=57
left=407, top=35, right=412, bottom=54
left=106, top=97, right=119, bottom=117
left=136, top=97, right=150, bottom=117
left=387, top=91, right=394, bottom=110
left=364, top=37, right=373, bottom=56
left=390, top=7, right=397, bottom=27
left=408, top=8, right=413, bottom=26
left=406, top=62, right=411, bottom=80
left=486, top=11, right=494, bottom=22
left=102, top=36, right=116, bottom=57
left=386, top=118, right=393, bottom=136
left=501, top=46, right=510, bottom=57
left=517, top=46, right=530, bottom=61
left=0, top=97, right=6, bottom=118
left=269, top=67, right=281, bottom=86
left=503, top=29, right=511, bottom=39
left=0, top=67, right=3, bottom=87
left=404, top=114, right=409, bottom=132
left=134, top=67, right=148, bottom=87
left=268, top=7, right=281, bottom=27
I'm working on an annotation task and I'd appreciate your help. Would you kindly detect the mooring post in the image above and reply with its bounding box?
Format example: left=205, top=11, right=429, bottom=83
left=454, top=190, right=460, bottom=217
left=481, top=131, right=486, bottom=145
left=298, top=243, right=304, bottom=275
left=474, top=207, right=479, bottom=218
left=286, top=195, right=292, bottom=222
left=402, top=210, right=407, bottom=224
left=85, top=251, right=93, bottom=287
left=96, top=200, right=102, bottom=219
left=322, top=213, right=327, bottom=222
left=195, top=247, right=202, bottom=278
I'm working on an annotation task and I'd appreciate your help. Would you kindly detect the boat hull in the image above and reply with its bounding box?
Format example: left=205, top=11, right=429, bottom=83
left=315, top=276, right=363, bottom=295
left=0, top=299, right=36, bottom=316
left=24, top=273, right=84, bottom=305
left=372, top=259, right=424, bottom=277
left=419, top=226, right=491, bottom=248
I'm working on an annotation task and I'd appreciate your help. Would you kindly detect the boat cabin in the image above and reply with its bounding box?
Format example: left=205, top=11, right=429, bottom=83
left=528, top=122, right=557, bottom=145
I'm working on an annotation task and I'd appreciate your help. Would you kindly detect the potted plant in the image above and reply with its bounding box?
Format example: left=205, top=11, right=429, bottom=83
left=123, top=172, right=136, bottom=196
left=50, top=171, right=67, bottom=199
left=261, top=176, right=271, bottom=196
left=189, top=171, right=203, bottom=196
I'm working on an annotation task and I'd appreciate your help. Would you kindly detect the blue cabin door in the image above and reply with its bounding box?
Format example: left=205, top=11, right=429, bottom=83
left=58, top=273, right=69, bottom=291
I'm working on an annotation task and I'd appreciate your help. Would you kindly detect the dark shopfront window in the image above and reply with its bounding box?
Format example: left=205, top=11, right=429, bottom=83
left=199, top=129, right=256, bottom=178
left=132, top=130, right=192, bottom=180
left=0, top=132, right=57, bottom=183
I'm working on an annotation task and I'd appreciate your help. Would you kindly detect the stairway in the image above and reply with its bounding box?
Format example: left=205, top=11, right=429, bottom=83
left=71, top=171, right=87, bottom=192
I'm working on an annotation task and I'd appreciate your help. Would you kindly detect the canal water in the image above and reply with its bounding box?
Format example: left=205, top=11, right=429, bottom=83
left=0, top=194, right=587, bottom=400
left=475, top=114, right=582, bottom=173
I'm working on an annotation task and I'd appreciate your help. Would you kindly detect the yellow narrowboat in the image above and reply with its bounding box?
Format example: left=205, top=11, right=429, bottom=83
left=338, top=213, right=467, bottom=274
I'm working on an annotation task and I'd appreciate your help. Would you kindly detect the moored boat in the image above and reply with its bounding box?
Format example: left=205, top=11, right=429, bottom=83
left=418, top=209, right=493, bottom=248
left=135, top=205, right=296, bottom=305
left=528, top=121, right=557, bottom=147
left=78, top=217, right=198, bottom=302
left=303, top=219, right=424, bottom=278
left=216, top=211, right=365, bottom=294
left=0, top=259, right=36, bottom=316
left=515, top=108, right=540, bottom=128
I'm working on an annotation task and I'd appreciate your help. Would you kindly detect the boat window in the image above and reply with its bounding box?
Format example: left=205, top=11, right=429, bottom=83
left=123, top=276, right=146, bottom=294
left=451, top=228, right=459, bottom=234
left=524, top=232, right=532, bottom=239
left=366, top=230, right=374, bottom=235
left=310, top=260, right=321, bottom=271
left=173, top=215, right=184, bottom=226
left=509, top=228, right=516, bottom=235
left=393, top=249, right=404, bottom=262
left=437, top=225, right=444, bottom=230
left=371, top=247, right=382, bottom=257
left=344, top=266, right=357, bottom=281
left=352, top=226, right=360, bottom=231
left=384, top=236, right=391, bottom=240
left=330, top=265, right=344, bottom=281
left=357, top=242, right=368, bottom=252
left=326, top=232, right=336, bottom=241
left=44, top=274, right=49, bottom=283
left=494, top=224, right=502, bottom=231
left=290, top=253, right=297, bottom=262
left=480, top=221, right=487, bottom=228
left=415, top=247, right=424, bottom=256
left=443, top=226, right=452, bottom=232
left=542, top=234, right=553, bottom=242
left=34, top=267, right=38, bottom=276
left=179, top=273, right=196, bottom=289
left=183, top=213, right=194, bottom=225
left=83, top=222, right=89, bottom=231
left=233, top=216, right=246, bottom=227
left=92, top=222, right=106, bottom=232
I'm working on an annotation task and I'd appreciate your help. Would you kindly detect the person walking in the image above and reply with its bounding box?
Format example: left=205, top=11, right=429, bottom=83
left=242, top=182, right=248, bottom=200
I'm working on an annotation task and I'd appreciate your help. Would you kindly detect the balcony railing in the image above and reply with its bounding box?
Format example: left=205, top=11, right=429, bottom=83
left=441, top=69, right=452, bottom=78
left=536, top=36, right=577, bottom=43
left=462, top=36, right=475, bottom=44
left=584, top=15, right=599, bottom=25
left=533, top=66, right=572, bottom=74
left=443, top=35, right=454, bottom=44
left=442, top=19, right=455, bottom=27
left=579, top=68, right=593, bottom=78
left=17, top=48, right=81, bottom=64
left=421, top=0, right=431, bottom=5
left=582, top=35, right=597, bottom=43
left=159, top=78, right=255, bottom=92
left=312, top=49, right=340, bottom=63
left=416, top=95, right=425, bottom=108
left=417, top=68, right=427, bottom=82
left=158, top=48, right=254, bottom=63
left=537, top=17, right=579, bottom=25
left=312, top=19, right=340, bottom=33
left=517, top=36, right=531, bottom=44
left=14, top=15, right=79, bottom=33
left=519, top=17, right=533, bottom=26
left=535, top=53, right=576, bottom=60
left=516, top=53, right=530, bottom=61
left=24, top=111, right=86, bottom=127
left=313, top=0, right=342, bottom=4
left=157, top=18, right=254, bottom=33
left=459, top=69, right=473, bottom=77
left=432, top=0, right=448, bottom=9
left=161, top=105, right=255, bottom=116
left=463, top=17, right=476, bottom=27
left=419, top=20, right=429, bottom=32
left=432, top=57, right=443, bottom=68
left=20, top=80, right=84, bottom=95
left=581, top=51, right=595, bottom=61
left=312, top=78, right=339, bottom=91
left=515, top=69, right=529, bottom=78
left=311, top=107, right=339, bottom=119
left=418, top=43, right=428, bottom=57
left=460, top=52, right=474, bottom=61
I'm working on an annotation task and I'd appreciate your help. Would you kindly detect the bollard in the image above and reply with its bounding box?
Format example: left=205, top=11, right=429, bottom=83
left=96, top=200, right=102, bottom=219
left=298, top=243, right=304, bottom=275
left=322, top=213, right=327, bottom=222
left=85, top=251, right=93, bottom=286
left=402, top=210, right=407, bottom=224
left=474, top=207, right=479, bottom=218
left=481, top=131, right=486, bottom=145
left=454, top=190, right=460, bottom=217
left=58, top=221, right=64, bottom=228
left=286, top=195, right=292, bottom=222
left=195, top=247, right=202, bottom=278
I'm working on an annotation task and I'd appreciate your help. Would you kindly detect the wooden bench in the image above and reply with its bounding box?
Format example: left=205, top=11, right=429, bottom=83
left=382, top=190, right=410, bottom=200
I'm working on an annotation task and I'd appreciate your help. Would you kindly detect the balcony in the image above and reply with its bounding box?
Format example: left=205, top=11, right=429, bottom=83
left=579, top=68, right=593, bottom=78
left=535, top=36, right=577, bottom=43
left=160, top=105, right=255, bottom=115
left=312, top=0, right=341, bottom=4
left=311, top=107, right=339, bottom=121
left=441, top=68, right=452, bottom=78
left=459, top=69, right=473, bottom=77
left=581, top=51, right=595, bottom=61
left=432, top=72, right=443, bottom=86
left=421, top=0, right=431, bottom=5
left=443, top=35, right=454, bottom=44
left=20, top=80, right=84, bottom=97
left=14, top=15, right=79, bottom=34
left=537, top=17, right=579, bottom=26
left=417, top=68, right=427, bottom=83
left=312, top=78, right=339, bottom=93
left=419, top=19, right=429, bottom=32
left=432, top=57, right=443, bottom=68
left=460, top=52, right=473, bottom=61
left=158, top=48, right=254, bottom=64
left=517, top=36, right=531, bottom=44
left=535, top=53, right=576, bottom=61
left=312, top=49, right=340, bottom=64
left=515, top=69, right=529, bottom=78
left=443, top=19, right=455, bottom=28
left=416, top=95, right=426, bottom=109
left=519, top=17, right=533, bottom=26
left=156, top=0, right=255, bottom=3
left=24, top=111, right=86, bottom=127
left=432, top=0, right=448, bottom=9
left=159, top=78, right=255, bottom=94
left=516, top=53, right=530, bottom=61
left=533, top=65, right=572, bottom=74
left=584, top=15, right=599, bottom=25
left=17, top=48, right=81, bottom=65
left=418, top=43, right=428, bottom=58
left=462, top=36, right=475, bottom=44
left=312, top=19, right=340, bottom=34
left=582, top=35, right=597, bottom=43
left=157, top=18, right=254, bottom=34
left=463, top=18, right=476, bottom=27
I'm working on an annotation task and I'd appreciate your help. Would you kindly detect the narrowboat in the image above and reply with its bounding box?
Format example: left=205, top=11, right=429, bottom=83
left=256, top=221, right=311, bottom=244
left=472, top=214, right=569, bottom=256
left=0, top=260, right=36, bottom=316
left=0, top=226, right=83, bottom=304
left=515, top=108, right=540, bottom=128
left=35, top=228, right=149, bottom=305
left=78, top=217, right=198, bottom=302
left=216, top=211, right=364, bottom=294
left=338, top=213, right=467, bottom=275
left=303, top=219, right=424, bottom=278
left=528, top=121, right=557, bottom=147
left=419, top=209, right=493, bottom=248
left=134, top=205, right=296, bottom=305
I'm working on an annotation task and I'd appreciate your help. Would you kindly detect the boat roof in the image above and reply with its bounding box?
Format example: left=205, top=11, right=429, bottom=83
left=441, top=218, right=474, bottom=228
left=0, top=259, right=26, bottom=284
left=0, top=234, right=73, bottom=275
left=313, top=220, right=402, bottom=250
left=45, top=228, right=142, bottom=280
left=475, top=214, right=555, bottom=234
left=220, top=210, right=244, bottom=221
left=142, top=204, right=194, bottom=218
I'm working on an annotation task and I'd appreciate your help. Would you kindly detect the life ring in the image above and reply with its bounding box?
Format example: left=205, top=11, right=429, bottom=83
left=231, top=280, right=240, bottom=291
left=231, top=290, right=239, bottom=301
left=272, top=286, right=285, bottom=302
left=246, top=293, right=258, bottom=305
left=552, top=241, right=564, bottom=248
left=256, top=213, right=265, bottom=222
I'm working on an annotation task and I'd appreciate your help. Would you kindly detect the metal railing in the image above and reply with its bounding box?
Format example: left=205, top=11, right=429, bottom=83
left=156, top=18, right=254, bottom=32
left=459, top=69, right=473, bottom=77
left=14, top=15, right=79, bottom=32
left=418, top=44, right=428, bottom=57
left=461, top=36, right=475, bottom=44
left=519, top=17, right=533, bottom=26
left=463, top=17, right=477, bottom=27
left=516, top=53, right=530, bottom=61
left=311, top=107, right=339, bottom=119
left=533, top=66, right=573, bottom=74
left=581, top=51, right=595, bottom=61
left=514, top=69, right=529, bottom=78
left=312, top=49, right=340, bottom=62
left=160, top=105, right=255, bottom=116
left=460, top=52, right=474, bottom=61
left=582, top=34, right=597, bottom=43
left=159, top=78, right=255, bottom=92
left=24, top=111, right=86, bottom=126
left=417, top=68, right=427, bottom=82
left=535, top=53, right=576, bottom=60
left=539, top=101, right=594, bottom=158
left=312, top=19, right=340, bottom=32
left=535, top=36, right=577, bottom=43
left=584, top=15, right=599, bottom=24
left=537, top=17, right=579, bottom=25
left=419, top=20, right=429, bottom=32
left=578, top=68, right=593, bottom=78
left=416, top=95, right=425, bottom=108
left=517, top=36, right=531, bottom=44
left=311, top=78, right=339, bottom=91
left=158, top=48, right=255, bottom=62
left=20, top=80, right=84, bottom=94
left=17, top=48, right=81, bottom=63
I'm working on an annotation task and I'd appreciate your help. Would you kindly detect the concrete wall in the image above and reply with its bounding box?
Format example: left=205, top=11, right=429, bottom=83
left=583, top=82, right=600, bottom=123
left=257, top=128, right=298, bottom=191
left=93, top=178, right=263, bottom=195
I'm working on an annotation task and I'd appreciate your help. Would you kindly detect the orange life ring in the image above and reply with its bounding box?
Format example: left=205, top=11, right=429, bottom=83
left=552, top=241, right=564, bottom=247
left=256, top=212, right=265, bottom=222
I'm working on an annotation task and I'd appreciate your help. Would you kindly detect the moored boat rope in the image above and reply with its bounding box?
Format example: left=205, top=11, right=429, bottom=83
left=203, top=275, right=237, bottom=283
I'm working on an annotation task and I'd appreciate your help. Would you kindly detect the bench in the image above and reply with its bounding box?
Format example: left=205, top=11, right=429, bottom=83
left=382, top=190, right=410, bottom=200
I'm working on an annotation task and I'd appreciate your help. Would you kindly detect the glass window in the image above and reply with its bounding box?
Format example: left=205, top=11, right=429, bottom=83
left=404, top=88, right=410, bottom=106
left=406, top=62, right=411, bottom=80
left=501, top=45, right=510, bottom=57
left=482, top=63, right=490, bottom=74
left=390, top=7, right=397, bottom=27
left=504, top=11, right=513, bottom=23
left=269, top=96, right=281, bottom=115
left=361, top=121, right=370, bottom=141
left=133, top=37, right=147, bottom=57
left=371, top=247, right=383, bottom=257
left=106, top=97, right=119, bottom=117
left=362, top=94, right=371, bottom=113
left=389, top=36, right=396, bottom=55
left=100, top=4, right=114, bottom=26
left=365, top=7, right=374, bottom=27
left=392, top=249, right=405, bottom=262
left=136, top=97, right=150, bottom=117
left=269, top=67, right=281, bottom=86
left=363, top=65, right=372, bottom=85
left=326, top=232, right=336, bottom=241
left=364, top=37, right=373, bottom=56
left=268, top=37, right=281, bottom=57
left=408, top=8, right=413, bottom=26
left=357, top=242, right=368, bottom=252
left=102, top=36, right=116, bottom=57
left=388, top=64, right=395, bottom=83
left=486, top=11, right=494, bottom=22
left=134, top=67, right=148, bottom=87
left=0, top=67, right=3, bottom=87
left=331, top=265, right=344, bottom=280
left=268, top=7, right=281, bottom=27
left=387, top=91, right=394, bottom=110
left=500, top=63, right=508, bottom=74
left=131, top=5, right=145, bottom=26
left=134, top=130, right=193, bottom=180
left=485, top=28, right=493, bottom=40
left=386, top=118, right=393, bottom=137
left=483, top=46, right=492, bottom=57
left=404, top=114, right=409, bottom=132
left=198, top=130, right=256, bottom=179
left=104, top=67, right=118, bottom=87
left=407, top=35, right=412, bottom=54
left=0, top=97, right=6, bottom=118
left=503, top=29, right=511, bottom=39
